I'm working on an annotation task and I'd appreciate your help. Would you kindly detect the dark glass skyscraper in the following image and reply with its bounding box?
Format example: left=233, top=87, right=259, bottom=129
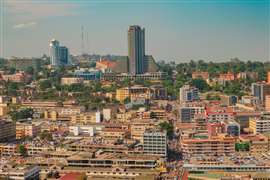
left=59, top=46, right=69, bottom=65
left=128, top=25, right=145, bottom=74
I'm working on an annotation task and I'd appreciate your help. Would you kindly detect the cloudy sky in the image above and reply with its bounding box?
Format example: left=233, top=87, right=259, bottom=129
left=0, top=0, right=269, bottom=62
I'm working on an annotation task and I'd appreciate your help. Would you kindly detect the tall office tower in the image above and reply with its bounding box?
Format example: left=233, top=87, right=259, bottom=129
left=49, top=39, right=69, bottom=67
left=49, top=39, right=60, bottom=66
left=179, top=85, right=199, bottom=103
left=251, top=82, right=270, bottom=105
left=143, top=130, right=167, bottom=157
left=59, top=46, right=69, bottom=65
left=128, top=25, right=145, bottom=74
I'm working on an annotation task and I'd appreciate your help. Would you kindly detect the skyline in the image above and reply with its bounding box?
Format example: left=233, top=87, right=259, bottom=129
left=0, top=0, right=269, bottom=62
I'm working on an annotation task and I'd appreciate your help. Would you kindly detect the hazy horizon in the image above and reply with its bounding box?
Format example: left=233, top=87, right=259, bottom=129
left=0, top=0, right=269, bottom=62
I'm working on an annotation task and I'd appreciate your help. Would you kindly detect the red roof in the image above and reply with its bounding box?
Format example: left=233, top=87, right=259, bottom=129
left=60, top=172, right=83, bottom=180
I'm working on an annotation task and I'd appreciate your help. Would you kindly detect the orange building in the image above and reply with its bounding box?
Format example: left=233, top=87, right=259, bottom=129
left=265, top=95, right=270, bottom=111
left=96, top=59, right=116, bottom=72
left=181, top=134, right=235, bottom=156
left=192, top=72, right=209, bottom=80
left=219, top=73, right=235, bottom=81
left=268, top=72, right=270, bottom=84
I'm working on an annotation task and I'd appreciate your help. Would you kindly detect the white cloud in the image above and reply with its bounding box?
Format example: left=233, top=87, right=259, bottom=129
left=5, top=0, right=79, bottom=21
left=13, top=21, right=37, bottom=29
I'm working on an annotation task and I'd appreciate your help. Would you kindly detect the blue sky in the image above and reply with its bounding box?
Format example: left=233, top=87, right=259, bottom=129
left=1, top=0, right=269, bottom=62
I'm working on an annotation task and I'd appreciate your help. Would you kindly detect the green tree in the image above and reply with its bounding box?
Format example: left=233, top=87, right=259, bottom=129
left=159, top=121, right=174, bottom=139
left=235, top=142, right=250, bottom=151
left=191, top=78, right=209, bottom=92
left=123, top=97, right=131, bottom=104
left=39, top=130, right=53, bottom=141
left=39, top=80, right=52, bottom=90
left=25, top=66, right=34, bottom=75
left=9, top=108, right=34, bottom=121
left=17, top=144, right=27, bottom=157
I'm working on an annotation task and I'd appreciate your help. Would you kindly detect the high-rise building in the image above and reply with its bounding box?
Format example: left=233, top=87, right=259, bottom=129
left=179, top=85, right=199, bottom=103
left=50, top=39, right=60, bottom=66
left=59, top=46, right=69, bottom=65
left=251, top=82, right=270, bottom=105
left=128, top=25, right=145, bottom=74
left=49, top=39, right=69, bottom=67
left=0, top=120, right=16, bottom=142
left=143, top=130, right=167, bottom=157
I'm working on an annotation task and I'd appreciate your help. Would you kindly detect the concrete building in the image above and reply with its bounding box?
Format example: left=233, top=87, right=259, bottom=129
left=205, top=106, right=235, bottom=123
left=0, top=120, right=16, bottom=142
left=1, top=72, right=29, bottom=83
left=240, top=134, right=269, bottom=154
left=219, top=73, right=235, bottom=81
left=220, top=94, right=238, bottom=106
left=249, top=112, right=270, bottom=134
left=181, top=135, right=235, bottom=156
left=0, top=103, right=9, bottom=116
left=251, top=82, right=270, bottom=105
left=0, top=165, right=40, bottom=180
left=16, top=122, right=41, bottom=140
left=71, top=112, right=101, bottom=124
left=265, top=95, right=270, bottom=111
left=103, top=108, right=111, bottom=121
left=192, top=71, right=209, bottom=81
left=61, top=77, right=84, bottom=85
left=69, top=125, right=95, bottom=136
left=116, top=86, right=151, bottom=103
left=143, top=130, right=167, bottom=157
left=179, top=106, right=205, bottom=123
left=179, top=85, right=199, bottom=103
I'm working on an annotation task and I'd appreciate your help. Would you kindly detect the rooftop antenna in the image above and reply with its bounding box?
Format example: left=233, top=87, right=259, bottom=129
left=81, top=25, right=85, bottom=55
left=86, top=30, right=90, bottom=55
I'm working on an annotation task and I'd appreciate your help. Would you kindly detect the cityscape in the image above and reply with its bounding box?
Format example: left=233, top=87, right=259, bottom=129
left=0, top=0, right=270, bottom=180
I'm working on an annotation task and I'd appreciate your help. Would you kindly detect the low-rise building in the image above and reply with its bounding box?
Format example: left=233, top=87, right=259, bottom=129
left=239, top=134, right=269, bottom=154
left=61, top=77, right=84, bottom=85
left=116, top=86, right=151, bottom=102
left=0, top=165, right=40, bottom=180
left=249, top=111, right=270, bottom=134
left=181, top=134, right=235, bottom=156
left=16, top=122, right=41, bottom=139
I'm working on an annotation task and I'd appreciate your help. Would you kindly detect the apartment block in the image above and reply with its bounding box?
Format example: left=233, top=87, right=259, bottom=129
left=143, top=130, right=167, bottom=157
left=181, top=135, right=235, bottom=156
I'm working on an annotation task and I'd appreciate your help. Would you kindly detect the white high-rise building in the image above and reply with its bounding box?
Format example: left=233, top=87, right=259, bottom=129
left=50, top=39, right=60, bottom=66
left=143, top=130, right=167, bottom=157
left=103, top=108, right=111, bottom=121
left=49, top=39, right=69, bottom=67
left=179, top=85, right=199, bottom=103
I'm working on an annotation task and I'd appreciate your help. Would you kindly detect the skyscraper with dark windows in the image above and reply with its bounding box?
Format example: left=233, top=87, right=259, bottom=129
left=128, top=25, right=145, bottom=74
left=59, top=46, right=69, bottom=65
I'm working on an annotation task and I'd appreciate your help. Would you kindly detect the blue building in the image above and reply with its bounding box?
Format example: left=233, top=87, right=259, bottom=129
left=74, top=70, right=101, bottom=80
